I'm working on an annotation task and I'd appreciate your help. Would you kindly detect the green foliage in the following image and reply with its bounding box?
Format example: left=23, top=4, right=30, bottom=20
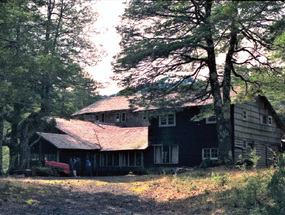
left=31, top=166, right=55, bottom=177
left=213, top=170, right=272, bottom=214
left=267, top=154, right=285, bottom=214
left=0, top=0, right=101, bottom=171
left=2, top=146, right=9, bottom=173
left=115, top=0, right=285, bottom=162
left=249, top=150, right=260, bottom=169
left=236, top=149, right=260, bottom=170
left=211, top=172, right=229, bottom=187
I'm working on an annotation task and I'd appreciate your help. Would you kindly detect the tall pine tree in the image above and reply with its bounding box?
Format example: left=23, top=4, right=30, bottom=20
left=114, top=1, right=285, bottom=162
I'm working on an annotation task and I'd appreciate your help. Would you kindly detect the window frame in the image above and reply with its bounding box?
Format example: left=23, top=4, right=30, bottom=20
left=95, top=114, right=99, bottom=122
left=115, top=113, right=120, bottom=122
left=260, top=115, right=267, bottom=124
left=100, top=152, right=143, bottom=167
left=206, top=116, right=217, bottom=124
left=242, top=109, right=247, bottom=121
left=121, top=112, right=126, bottom=122
left=202, top=148, right=219, bottom=160
left=159, top=113, right=176, bottom=127
left=268, top=116, right=273, bottom=125
left=242, top=139, right=247, bottom=149
left=153, top=145, right=179, bottom=164
left=101, top=113, right=105, bottom=123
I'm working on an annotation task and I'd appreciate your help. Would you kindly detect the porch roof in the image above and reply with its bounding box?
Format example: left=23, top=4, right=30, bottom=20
left=44, top=118, right=148, bottom=151
left=37, top=132, right=99, bottom=150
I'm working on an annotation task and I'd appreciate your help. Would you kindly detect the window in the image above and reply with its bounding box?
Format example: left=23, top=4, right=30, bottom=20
left=107, top=153, right=112, bottom=166
left=95, top=115, right=99, bottom=122
left=206, top=116, right=216, bottom=124
left=154, top=145, right=179, bottom=164
left=260, top=115, right=267, bottom=124
left=44, top=153, right=56, bottom=161
left=115, top=113, right=120, bottom=122
left=121, top=112, right=126, bottom=122
left=159, top=113, right=176, bottom=127
left=31, top=153, right=39, bottom=161
left=243, top=109, right=247, bottom=120
left=113, top=153, right=119, bottom=166
left=101, top=113, right=105, bottom=123
left=243, top=139, right=247, bottom=149
left=202, top=148, right=218, bottom=160
left=101, top=152, right=143, bottom=167
left=268, top=116, right=272, bottom=125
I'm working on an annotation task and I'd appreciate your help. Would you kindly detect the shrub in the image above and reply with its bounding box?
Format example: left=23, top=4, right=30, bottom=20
left=32, top=166, right=55, bottom=176
left=211, top=172, right=229, bottom=186
left=267, top=154, right=285, bottom=214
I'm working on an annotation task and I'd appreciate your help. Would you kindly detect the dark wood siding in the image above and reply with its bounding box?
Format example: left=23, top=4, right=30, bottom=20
left=146, top=107, right=218, bottom=167
left=233, top=97, right=283, bottom=166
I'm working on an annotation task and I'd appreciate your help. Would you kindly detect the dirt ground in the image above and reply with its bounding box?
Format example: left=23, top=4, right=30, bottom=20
left=0, top=174, right=210, bottom=215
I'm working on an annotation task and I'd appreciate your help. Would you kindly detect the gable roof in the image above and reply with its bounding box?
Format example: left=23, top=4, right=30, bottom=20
left=44, top=117, right=148, bottom=151
left=259, top=96, right=285, bottom=132
left=72, top=96, right=134, bottom=116
left=72, top=87, right=241, bottom=116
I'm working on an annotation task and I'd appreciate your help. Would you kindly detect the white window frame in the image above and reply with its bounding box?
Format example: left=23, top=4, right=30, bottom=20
left=202, top=148, right=218, bottom=160
left=154, top=145, right=179, bottom=164
left=159, top=113, right=176, bottom=127
left=206, top=116, right=216, bottom=124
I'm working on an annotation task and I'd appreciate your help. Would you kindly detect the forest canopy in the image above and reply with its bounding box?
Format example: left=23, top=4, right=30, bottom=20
left=0, top=0, right=101, bottom=174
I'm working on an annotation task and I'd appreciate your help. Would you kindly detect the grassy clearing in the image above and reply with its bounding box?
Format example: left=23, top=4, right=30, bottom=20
left=0, top=163, right=284, bottom=214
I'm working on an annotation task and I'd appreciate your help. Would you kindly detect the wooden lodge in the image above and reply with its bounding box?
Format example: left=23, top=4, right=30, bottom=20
left=30, top=92, right=285, bottom=175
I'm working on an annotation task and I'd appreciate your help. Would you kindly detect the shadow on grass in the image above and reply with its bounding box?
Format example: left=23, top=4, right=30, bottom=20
left=0, top=177, right=209, bottom=215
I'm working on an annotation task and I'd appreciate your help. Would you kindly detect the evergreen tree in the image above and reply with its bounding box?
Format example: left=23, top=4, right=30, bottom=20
left=0, top=0, right=100, bottom=171
left=114, top=1, right=285, bottom=162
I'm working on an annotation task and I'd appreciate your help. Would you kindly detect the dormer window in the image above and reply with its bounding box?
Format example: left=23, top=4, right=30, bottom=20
left=121, top=112, right=126, bottom=122
left=115, top=113, right=120, bottom=122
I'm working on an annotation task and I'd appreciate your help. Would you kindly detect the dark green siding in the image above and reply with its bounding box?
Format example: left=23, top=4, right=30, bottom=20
left=146, top=107, right=218, bottom=167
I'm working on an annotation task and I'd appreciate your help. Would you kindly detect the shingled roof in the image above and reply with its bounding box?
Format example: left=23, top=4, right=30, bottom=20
left=72, top=96, right=134, bottom=116
left=72, top=87, right=246, bottom=116
left=44, top=118, right=148, bottom=151
left=37, top=132, right=99, bottom=150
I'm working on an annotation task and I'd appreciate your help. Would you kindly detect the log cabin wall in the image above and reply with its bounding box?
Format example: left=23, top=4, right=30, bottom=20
left=233, top=97, right=283, bottom=166
left=83, top=110, right=149, bottom=127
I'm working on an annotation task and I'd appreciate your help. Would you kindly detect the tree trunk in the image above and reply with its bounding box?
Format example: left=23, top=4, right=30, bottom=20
left=19, top=121, right=30, bottom=170
left=8, top=103, right=22, bottom=171
left=204, top=1, right=232, bottom=163
left=0, top=106, right=4, bottom=175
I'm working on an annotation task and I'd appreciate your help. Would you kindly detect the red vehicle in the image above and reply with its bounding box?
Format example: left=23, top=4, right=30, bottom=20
left=45, top=161, right=71, bottom=176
